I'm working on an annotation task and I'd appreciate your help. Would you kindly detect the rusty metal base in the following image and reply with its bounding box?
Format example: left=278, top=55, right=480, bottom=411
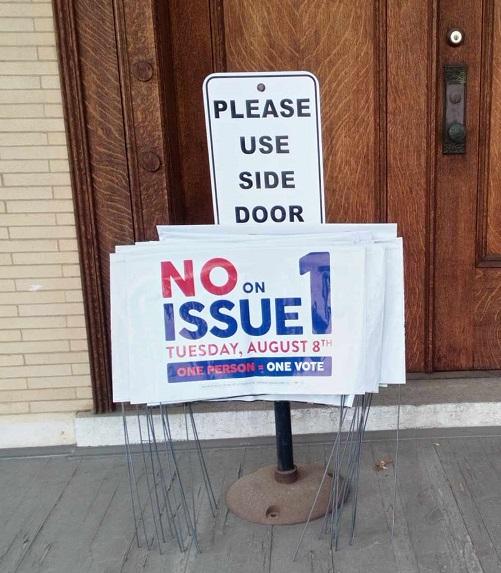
left=226, top=463, right=333, bottom=525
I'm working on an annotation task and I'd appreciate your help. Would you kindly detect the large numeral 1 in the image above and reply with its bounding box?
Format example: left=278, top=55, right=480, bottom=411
left=299, top=252, right=332, bottom=335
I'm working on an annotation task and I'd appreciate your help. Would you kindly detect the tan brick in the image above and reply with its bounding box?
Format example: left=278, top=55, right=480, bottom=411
left=34, top=18, right=54, bottom=32
left=0, top=104, right=44, bottom=119
left=62, top=265, right=80, bottom=277
left=0, top=4, right=52, bottom=17
left=56, top=213, right=75, bottom=225
left=10, top=226, right=75, bottom=239
left=0, top=118, right=64, bottom=133
left=22, top=327, right=87, bottom=341
left=0, top=213, right=56, bottom=226
left=0, top=402, right=29, bottom=414
left=15, top=277, right=81, bottom=291
left=66, top=316, right=85, bottom=328
left=0, top=279, right=15, bottom=292
left=52, top=188, right=73, bottom=200
left=0, top=388, right=76, bottom=403
left=0, top=159, right=49, bottom=173
left=0, top=265, right=62, bottom=279
left=7, top=199, right=73, bottom=213
left=0, top=340, right=69, bottom=355
left=0, top=239, right=58, bottom=252
left=37, top=46, right=57, bottom=60
left=0, top=290, right=65, bottom=305
left=0, top=147, right=67, bottom=160
left=27, top=375, right=90, bottom=390
left=49, top=160, right=69, bottom=174
left=0, top=46, right=38, bottom=60
left=0, top=254, right=12, bottom=264
left=18, top=301, right=83, bottom=316
left=0, top=76, right=40, bottom=89
left=0, top=316, right=66, bottom=329
left=4, top=172, right=70, bottom=186
left=0, top=202, right=5, bottom=213
left=0, top=32, right=55, bottom=46
left=0, top=187, right=52, bottom=200
left=0, top=305, right=17, bottom=317
left=0, top=229, right=7, bottom=240
left=0, top=355, right=23, bottom=366
left=0, top=19, right=34, bottom=32
left=0, top=132, right=47, bottom=146
left=0, top=330, right=21, bottom=342
left=0, top=90, right=61, bottom=104
left=48, top=132, right=66, bottom=145
left=30, top=398, right=92, bottom=413
left=0, top=363, right=72, bottom=378
left=41, top=75, right=60, bottom=89
left=44, top=104, right=63, bottom=118
left=13, top=251, right=79, bottom=265
left=71, top=362, right=90, bottom=375
left=0, top=378, right=26, bottom=390
left=70, top=339, right=87, bottom=352
left=58, top=239, right=77, bottom=251
left=25, top=351, right=87, bottom=366
left=65, top=291, right=82, bottom=303
left=76, top=386, right=92, bottom=399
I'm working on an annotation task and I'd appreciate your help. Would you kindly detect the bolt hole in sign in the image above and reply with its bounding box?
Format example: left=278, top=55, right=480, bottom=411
left=203, top=72, right=325, bottom=225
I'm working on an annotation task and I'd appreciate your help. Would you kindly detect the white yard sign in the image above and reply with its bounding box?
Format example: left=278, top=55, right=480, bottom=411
left=203, top=72, right=324, bottom=225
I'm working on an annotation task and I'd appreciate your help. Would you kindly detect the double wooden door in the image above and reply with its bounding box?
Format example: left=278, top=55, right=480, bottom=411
left=55, top=0, right=501, bottom=410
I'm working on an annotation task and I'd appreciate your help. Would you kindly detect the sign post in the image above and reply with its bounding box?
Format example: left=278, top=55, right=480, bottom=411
left=203, top=71, right=331, bottom=523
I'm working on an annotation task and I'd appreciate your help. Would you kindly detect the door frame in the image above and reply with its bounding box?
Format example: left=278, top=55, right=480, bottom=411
left=53, top=0, right=182, bottom=412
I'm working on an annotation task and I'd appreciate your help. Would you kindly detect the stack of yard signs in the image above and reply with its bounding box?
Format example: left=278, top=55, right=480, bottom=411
left=110, top=223, right=405, bottom=406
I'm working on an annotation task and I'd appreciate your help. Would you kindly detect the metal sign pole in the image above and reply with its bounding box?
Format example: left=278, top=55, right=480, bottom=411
left=274, top=401, right=296, bottom=480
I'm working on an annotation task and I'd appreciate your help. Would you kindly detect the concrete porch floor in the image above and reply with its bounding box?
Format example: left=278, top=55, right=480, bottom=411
left=1, top=427, right=501, bottom=573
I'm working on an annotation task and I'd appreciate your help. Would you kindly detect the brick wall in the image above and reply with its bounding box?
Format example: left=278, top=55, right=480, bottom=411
left=0, top=0, right=93, bottom=421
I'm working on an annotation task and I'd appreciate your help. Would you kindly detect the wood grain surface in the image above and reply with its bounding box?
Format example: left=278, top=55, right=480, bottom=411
left=386, top=0, right=435, bottom=371
left=433, top=0, right=482, bottom=369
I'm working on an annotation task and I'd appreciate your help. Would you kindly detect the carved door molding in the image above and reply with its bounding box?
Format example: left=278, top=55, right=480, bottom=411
left=53, top=0, right=180, bottom=411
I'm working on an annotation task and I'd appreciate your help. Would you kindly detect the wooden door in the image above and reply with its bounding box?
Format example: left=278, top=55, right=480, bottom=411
left=55, top=0, right=501, bottom=410
left=434, top=0, right=501, bottom=370
left=166, top=0, right=429, bottom=371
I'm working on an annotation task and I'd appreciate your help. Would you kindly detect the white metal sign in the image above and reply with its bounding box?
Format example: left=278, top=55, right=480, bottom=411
left=203, top=72, right=324, bottom=225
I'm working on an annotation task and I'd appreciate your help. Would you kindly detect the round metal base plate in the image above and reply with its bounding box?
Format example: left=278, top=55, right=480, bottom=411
left=226, top=463, right=333, bottom=525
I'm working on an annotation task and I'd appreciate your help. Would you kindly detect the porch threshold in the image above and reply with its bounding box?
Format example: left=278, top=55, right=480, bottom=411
left=75, top=376, right=501, bottom=447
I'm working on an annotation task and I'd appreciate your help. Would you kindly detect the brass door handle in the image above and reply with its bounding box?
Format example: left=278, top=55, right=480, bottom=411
left=443, top=64, right=467, bottom=154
